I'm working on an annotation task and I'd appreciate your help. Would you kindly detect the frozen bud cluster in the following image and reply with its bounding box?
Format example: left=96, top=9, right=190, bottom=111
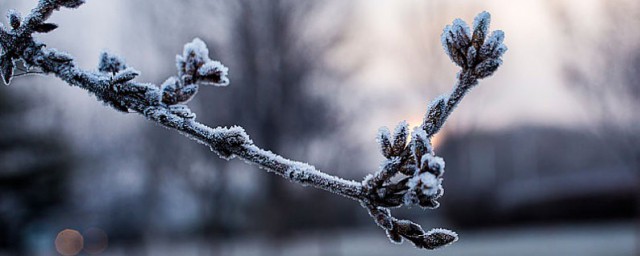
left=162, top=38, right=229, bottom=105
left=365, top=121, right=455, bottom=249
left=360, top=11, right=511, bottom=244
left=403, top=128, right=445, bottom=209
left=369, top=201, right=458, bottom=249
left=403, top=155, right=444, bottom=208
left=441, top=11, right=507, bottom=78
left=176, top=38, right=229, bottom=86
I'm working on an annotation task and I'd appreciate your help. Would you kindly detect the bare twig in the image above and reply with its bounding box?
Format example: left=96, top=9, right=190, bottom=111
left=0, top=0, right=506, bottom=250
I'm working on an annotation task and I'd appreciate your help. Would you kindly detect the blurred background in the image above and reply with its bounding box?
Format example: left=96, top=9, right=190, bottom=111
left=0, top=0, right=638, bottom=255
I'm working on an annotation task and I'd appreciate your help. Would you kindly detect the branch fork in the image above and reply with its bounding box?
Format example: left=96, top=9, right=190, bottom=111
left=0, top=1, right=507, bottom=251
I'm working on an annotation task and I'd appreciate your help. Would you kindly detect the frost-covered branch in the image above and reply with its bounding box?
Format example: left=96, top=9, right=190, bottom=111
left=0, top=1, right=506, bottom=251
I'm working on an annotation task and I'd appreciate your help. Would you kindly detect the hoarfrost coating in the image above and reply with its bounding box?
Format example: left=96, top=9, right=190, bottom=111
left=0, top=1, right=506, bottom=251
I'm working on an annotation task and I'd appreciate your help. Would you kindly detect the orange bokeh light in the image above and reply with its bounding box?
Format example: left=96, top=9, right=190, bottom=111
left=55, top=229, right=83, bottom=256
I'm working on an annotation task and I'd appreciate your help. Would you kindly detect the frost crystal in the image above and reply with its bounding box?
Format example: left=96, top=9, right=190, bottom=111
left=178, top=38, right=210, bottom=77
left=111, top=68, right=140, bottom=84
left=451, top=19, right=471, bottom=49
left=411, top=127, right=432, bottom=159
left=197, top=61, right=229, bottom=86
left=410, top=172, right=439, bottom=196
left=480, top=30, right=506, bottom=60
left=423, top=94, right=448, bottom=136
left=424, top=228, right=459, bottom=249
left=471, top=11, right=491, bottom=50
left=183, top=38, right=209, bottom=62
left=422, top=154, right=445, bottom=177
left=7, top=9, right=21, bottom=29
left=441, top=11, right=506, bottom=79
left=161, top=77, right=199, bottom=105
left=175, top=38, right=230, bottom=87
left=377, top=126, right=393, bottom=158
left=98, top=51, right=127, bottom=75
left=391, top=121, right=409, bottom=153
left=475, top=58, right=502, bottom=78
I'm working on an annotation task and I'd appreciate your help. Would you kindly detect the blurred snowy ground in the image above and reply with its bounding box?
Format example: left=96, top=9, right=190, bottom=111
left=82, top=222, right=636, bottom=256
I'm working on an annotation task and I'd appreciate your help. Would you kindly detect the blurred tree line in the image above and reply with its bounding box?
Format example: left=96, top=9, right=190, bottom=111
left=2, top=1, right=365, bottom=253
left=438, top=0, right=640, bottom=228
left=0, top=77, right=74, bottom=253
left=127, top=0, right=362, bottom=241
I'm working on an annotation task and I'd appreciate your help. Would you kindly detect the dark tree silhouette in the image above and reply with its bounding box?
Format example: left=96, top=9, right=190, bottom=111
left=0, top=77, right=73, bottom=254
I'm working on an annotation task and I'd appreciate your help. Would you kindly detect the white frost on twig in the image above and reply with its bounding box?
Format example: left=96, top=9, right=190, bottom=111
left=0, top=1, right=507, bottom=251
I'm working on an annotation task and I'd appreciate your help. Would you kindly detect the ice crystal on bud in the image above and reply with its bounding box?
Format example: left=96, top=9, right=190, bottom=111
left=112, top=68, right=139, bottom=84
left=441, top=27, right=464, bottom=67
left=471, top=11, right=491, bottom=50
left=391, top=121, right=409, bottom=154
left=176, top=38, right=230, bottom=87
left=451, top=19, right=471, bottom=49
left=480, top=30, right=506, bottom=60
left=197, top=61, right=229, bottom=86
left=7, top=9, right=21, bottom=29
left=422, top=229, right=458, bottom=249
left=183, top=38, right=209, bottom=62
left=465, top=47, right=477, bottom=68
left=475, top=58, right=502, bottom=78
left=407, top=172, right=439, bottom=198
left=178, top=38, right=209, bottom=77
left=160, top=77, right=198, bottom=105
left=423, top=94, right=448, bottom=136
left=98, top=51, right=127, bottom=75
left=422, top=154, right=445, bottom=177
left=47, top=50, right=73, bottom=63
left=411, top=128, right=432, bottom=160
left=377, top=126, right=393, bottom=158
left=441, top=11, right=506, bottom=79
